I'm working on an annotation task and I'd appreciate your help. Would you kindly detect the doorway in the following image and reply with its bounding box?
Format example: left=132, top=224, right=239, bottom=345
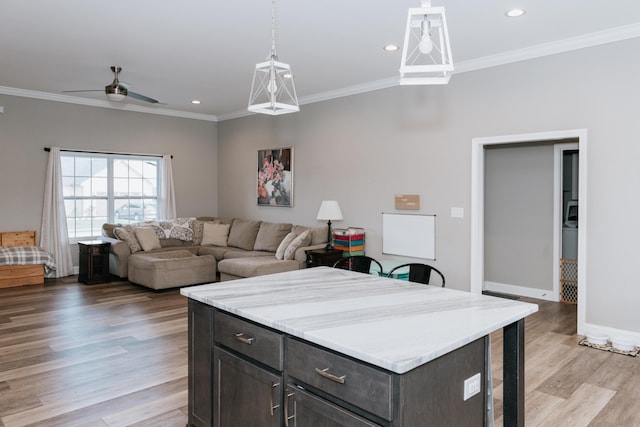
left=470, top=129, right=587, bottom=335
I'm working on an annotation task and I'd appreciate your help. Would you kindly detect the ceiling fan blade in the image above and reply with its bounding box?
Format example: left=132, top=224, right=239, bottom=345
left=127, top=91, right=160, bottom=104
left=62, top=89, right=103, bottom=93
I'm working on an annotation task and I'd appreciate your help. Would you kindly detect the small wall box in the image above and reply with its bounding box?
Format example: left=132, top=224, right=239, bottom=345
left=333, top=228, right=365, bottom=256
left=395, top=194, right=420, bottom=210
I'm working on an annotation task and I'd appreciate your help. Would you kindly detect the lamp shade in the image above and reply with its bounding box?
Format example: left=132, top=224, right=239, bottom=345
left=316, top=200, right=343, bottom=221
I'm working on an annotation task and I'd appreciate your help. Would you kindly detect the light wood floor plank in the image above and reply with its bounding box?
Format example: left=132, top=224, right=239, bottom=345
left=541, top=383, right=616, bottom=426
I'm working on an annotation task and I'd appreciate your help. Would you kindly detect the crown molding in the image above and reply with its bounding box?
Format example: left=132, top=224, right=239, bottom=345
left=2, top=24, right=639, bottom=122
left=454, top=23, right=640, bottom=74
left=0, top=86, right=219, bottom=122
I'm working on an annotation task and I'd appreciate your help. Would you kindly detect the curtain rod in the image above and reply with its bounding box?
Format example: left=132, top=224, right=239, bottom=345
left=44, top=147, right=173, bottom=159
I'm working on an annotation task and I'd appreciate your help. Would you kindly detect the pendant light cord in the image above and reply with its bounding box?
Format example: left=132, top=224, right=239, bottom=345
left=270, top=0, right=277, bottom=59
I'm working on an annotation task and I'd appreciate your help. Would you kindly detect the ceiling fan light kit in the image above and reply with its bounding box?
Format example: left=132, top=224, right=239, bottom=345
left=399, top=0, right=454, bottom=85
left=248, top=0, right=299, bottom=115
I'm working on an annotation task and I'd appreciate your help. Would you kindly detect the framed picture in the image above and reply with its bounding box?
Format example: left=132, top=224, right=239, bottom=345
left=257, top=147, right=293, bottom=207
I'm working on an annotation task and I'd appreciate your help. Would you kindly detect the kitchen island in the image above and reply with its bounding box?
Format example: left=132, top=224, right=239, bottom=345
left=181, top=267, right=538, bottom=427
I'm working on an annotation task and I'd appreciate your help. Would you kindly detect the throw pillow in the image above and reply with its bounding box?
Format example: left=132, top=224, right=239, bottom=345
left=275, top=232, right=297, bottom=260
left=113, top=226, right=142, bottom=253
left=135, top=227, right=161, bottom=251
left=283, top=230, right=311, bottom=261
left=192, top=219, right=220, bottom=245
left=202, top=223, right=231, bottom=246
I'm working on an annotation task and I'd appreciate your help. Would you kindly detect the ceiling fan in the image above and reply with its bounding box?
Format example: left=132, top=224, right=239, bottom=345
left=63, top=66, right=161, bottom=104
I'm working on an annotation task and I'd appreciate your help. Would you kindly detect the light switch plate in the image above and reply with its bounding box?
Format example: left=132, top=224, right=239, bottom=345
left=451, top=207, right=464, bottom=218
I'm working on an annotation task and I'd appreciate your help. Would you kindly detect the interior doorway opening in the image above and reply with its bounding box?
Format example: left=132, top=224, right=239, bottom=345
left=471, top=129, right=588, bottom=335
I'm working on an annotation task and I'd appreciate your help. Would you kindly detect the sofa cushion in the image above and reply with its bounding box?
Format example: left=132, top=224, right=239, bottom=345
left=160, top=238, right=187, bottom=248
left=135, top=227, right=161, bottom=251
left=202, top=223, right=231, bottom=246
left=198, top=245, right=234, bottom=261
left=253, top=222, right=292, bottom=252
left=292, top=225, right=328, bottom=245
left=218, top=256, right=299, bottom=279
left=284, top=230, right=311, bottom=260
left=227, top=219, right=262, bottom=250
left=275, top=232, right=297, bottom=260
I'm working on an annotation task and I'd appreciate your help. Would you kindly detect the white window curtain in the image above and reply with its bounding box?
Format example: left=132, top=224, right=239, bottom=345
left=159, top=154, right=177, bottom=220
left=40, top=147, right=74, bottom=278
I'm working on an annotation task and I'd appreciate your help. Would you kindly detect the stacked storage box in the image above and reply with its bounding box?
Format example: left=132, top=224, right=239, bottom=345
left=333, top=228, right=365, bottom=256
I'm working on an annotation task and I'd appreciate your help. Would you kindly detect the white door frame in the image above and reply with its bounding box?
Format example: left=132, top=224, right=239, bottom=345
left=471, top=129, right=587, bottom=334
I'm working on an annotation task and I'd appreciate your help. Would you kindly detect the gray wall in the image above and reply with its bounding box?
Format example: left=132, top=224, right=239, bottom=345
left=0, top=95, right=218, bottom=264
left=218, top=37, right=640, bottom=335
left=484, top=144, right=554, bottom=292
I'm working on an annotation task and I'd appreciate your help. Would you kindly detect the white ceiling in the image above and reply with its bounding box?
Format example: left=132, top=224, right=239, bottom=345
left=1, top=1, right=639, bottom=121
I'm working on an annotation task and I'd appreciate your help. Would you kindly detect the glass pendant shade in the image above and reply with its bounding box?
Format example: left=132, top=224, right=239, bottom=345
left=399, top=2, right=454, bottom=85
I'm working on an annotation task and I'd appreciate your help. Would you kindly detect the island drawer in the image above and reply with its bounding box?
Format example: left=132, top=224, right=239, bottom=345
left=214, top=311, right=283, bottom=371
left=286, top=338, right=392, bottom=421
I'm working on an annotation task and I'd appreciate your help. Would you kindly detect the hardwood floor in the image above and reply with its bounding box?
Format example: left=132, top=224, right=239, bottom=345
left=0, top=279, right=637, bottom=426
left=0, top=277, right=189, bottom=427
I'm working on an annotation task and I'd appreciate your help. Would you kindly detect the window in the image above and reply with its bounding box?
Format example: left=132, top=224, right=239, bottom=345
left=61, top=153, right=160, bottom=239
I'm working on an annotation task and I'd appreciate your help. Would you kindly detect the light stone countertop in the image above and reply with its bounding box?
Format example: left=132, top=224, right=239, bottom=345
left=181, top=267, right=538, bottom=374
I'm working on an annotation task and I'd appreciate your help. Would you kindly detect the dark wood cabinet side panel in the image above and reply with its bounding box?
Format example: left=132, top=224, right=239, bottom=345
left=188, top=300, right=214, bottom=427
left=395, top=337, right=487, bottom=427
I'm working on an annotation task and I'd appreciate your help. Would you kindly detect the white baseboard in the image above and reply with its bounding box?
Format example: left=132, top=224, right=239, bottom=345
left=483, top=281, right=558, bottom=302
left=581, top=322, right=640, bottom=347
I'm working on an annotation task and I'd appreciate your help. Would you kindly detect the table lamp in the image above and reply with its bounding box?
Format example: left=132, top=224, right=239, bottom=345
left=316, top=200, right=343, bottom=250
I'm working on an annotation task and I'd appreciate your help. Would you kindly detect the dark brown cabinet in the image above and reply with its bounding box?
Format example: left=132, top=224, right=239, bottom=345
left=285, top=385, right=379, bottom=427
left=213, top=348, right=282, bottom=427
left=78, top=240, right=110, bottom=284
left=305, top=248, right=343, bottom=268
left=187, top=303, right=489, bottom=427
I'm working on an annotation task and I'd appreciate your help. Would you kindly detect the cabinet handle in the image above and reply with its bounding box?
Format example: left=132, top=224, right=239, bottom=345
left=284, top=391, right=295, bottom=427
left=315, top=367, right=346, bottom=384
left=270, top=382, right=280, bottom=416
left=233, top=332, right=254, bottom=345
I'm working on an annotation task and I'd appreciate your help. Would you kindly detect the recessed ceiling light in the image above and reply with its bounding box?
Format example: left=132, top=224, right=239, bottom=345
left=383, top=44, right=399, bottom=52
left=191, top=100, right=201, bottom=104
left=505, top=8, right=526, bottom=18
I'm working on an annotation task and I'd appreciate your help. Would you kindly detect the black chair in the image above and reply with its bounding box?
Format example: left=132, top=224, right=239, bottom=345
left=332, top=256, right=383, bottom=276
left=387, top=263, right=445, bottom=287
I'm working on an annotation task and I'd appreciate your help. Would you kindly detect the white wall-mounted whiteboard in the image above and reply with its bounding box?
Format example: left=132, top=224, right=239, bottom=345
left=382, top=213, right=436, bottom=260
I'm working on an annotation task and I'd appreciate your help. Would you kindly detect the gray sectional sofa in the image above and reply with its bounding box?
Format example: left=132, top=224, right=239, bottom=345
left=101, top=217, right=328, bottom=288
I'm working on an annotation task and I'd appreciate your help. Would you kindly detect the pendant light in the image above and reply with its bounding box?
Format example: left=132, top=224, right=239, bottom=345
left=248, top=0, right=299, bottom=115
left=399, top=0, right=454, bottom=85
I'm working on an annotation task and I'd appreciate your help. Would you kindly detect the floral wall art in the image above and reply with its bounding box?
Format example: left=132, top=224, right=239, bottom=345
left=257, top=147, right=293, bottom=207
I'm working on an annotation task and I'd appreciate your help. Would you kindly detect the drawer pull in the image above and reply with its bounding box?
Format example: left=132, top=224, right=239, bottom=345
left=234, top=333, right=255, bottom=345
left=315, top=367, right=346, bottom=384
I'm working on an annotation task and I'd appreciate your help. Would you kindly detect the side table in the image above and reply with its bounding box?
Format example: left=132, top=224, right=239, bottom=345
left=78, top=240, right=111, bottom=284
left=305, top=248, right=344, bottom=268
